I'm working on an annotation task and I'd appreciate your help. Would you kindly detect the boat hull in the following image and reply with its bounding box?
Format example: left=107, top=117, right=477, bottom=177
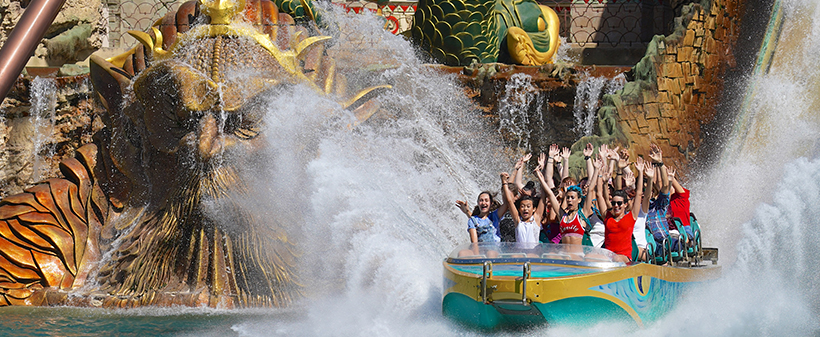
left=442, top=244, right=721, bottom=330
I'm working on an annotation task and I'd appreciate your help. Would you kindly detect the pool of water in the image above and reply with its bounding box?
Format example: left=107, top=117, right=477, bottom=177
left=0, top=306, right=290, bottom=337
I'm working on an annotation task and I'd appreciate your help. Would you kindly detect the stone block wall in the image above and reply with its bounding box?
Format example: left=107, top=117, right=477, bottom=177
left=0, top=0, right=108, bottom=67
left=573, top=0, right=745, bottom=174
left=0, top=75, right=100, bottom=198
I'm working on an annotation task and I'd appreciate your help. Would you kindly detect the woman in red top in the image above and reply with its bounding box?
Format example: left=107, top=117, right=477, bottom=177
left=602, top=159, right=647, bottom=263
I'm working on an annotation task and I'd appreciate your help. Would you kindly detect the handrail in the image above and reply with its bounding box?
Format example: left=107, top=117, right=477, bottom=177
left=481, top=260, right=492, bottom=304
left=0, top=0, right=67, bottom=102
left=521, top=261, right=530, bottom=303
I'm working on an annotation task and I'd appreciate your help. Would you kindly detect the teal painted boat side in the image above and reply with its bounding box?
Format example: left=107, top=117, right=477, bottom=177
left=443, top=274, right=703, bottom=329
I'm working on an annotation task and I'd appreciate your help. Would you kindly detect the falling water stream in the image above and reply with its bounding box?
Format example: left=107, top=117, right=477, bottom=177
left=2, top=0, right=820, bottom=335
left=573, top=73, right=625, bottom=138
left=28, top=76, right=57, bottom=183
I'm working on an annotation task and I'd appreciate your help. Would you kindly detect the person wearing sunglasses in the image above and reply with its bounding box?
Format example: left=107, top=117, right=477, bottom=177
left=600, top=158, right=648, bottom=263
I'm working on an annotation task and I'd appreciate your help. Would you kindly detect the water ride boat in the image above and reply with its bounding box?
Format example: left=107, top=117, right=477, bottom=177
left=442, top=241, right=720, bottom=329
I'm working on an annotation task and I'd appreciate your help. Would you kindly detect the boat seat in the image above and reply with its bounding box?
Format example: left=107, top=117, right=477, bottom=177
left=690, top=212, right=703, bottom=255
left=645, top=228, right=664, bottom=264
left=671, top=217, right=691, bottom=261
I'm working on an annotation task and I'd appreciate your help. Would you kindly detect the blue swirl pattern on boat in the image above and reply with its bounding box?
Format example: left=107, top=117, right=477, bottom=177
left=590, top=276, right=691, bottom=322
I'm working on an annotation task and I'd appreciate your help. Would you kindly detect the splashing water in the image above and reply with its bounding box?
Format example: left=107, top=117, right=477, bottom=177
left=6, top=0, right=820, bottom=335
left=573, top=73, right=625, bottom=138
left=29, top=76, right=57, bottom=182
left=498, top=73, right=547, bottom=149
left=159, top=0, right=820, bottom=334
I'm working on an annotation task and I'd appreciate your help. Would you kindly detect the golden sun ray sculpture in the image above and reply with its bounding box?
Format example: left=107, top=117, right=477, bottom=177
left=0, top=0, right=389, bottom=308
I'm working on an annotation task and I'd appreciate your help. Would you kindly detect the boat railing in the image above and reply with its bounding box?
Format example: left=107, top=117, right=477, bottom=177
left=448, top=242, right=627, bottom=269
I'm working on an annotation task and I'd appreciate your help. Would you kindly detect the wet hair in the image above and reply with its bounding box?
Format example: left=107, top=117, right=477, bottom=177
left=565, top=185, right=586, bottom=209
left=522, top=181, right=536, bottom=193
left=515, top=195, right=539, bottom=210
left=578, top=177, right=589, bottom=191
left=471, top=191, right=500, bottom=216
left=566, top=185, right=584, bottom=197
left=611, top=189, right=629, bottom=200
left=560, top=177, right=577, bottom=188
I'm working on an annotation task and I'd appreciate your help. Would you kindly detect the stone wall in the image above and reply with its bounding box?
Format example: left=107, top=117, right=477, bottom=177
left=0, top=0, right=108, bottom=68
left=0, top=75, right=100, bottom=198
left=571, top=0, right=745, bottom=175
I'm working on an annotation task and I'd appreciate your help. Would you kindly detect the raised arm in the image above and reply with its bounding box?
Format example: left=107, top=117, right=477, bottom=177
left=616, top=148, right=630, bottom=190
left=535, top=168, right=560, bottom=216
left=630, top=161, right=644, bottom=220
left=668, top=167, right=685, bottom=194
left=455, top=199, right=472, bottom=218
left=582, top=157, right=596, bottom=218
left=593, top=158, right=608, bottom=215
left=560, top=147, right=571, bottom=179
left=641, top=158, right=654, bottom=213
left=501, top=172, right=520, bottom=223
left=609, top=146, right=623, bottom=191
left=649, top=144, right=670, bottom=194
left=513, top=154, right=530, bottom=191
left=583, top=143, right=594, bottom=180
left=600, top=153, right=613, bottom=208
left=623, top=168, right=636, bottom=189
left=537, top=152, right=546, bottom=176
left=545, top=144, right=559, bottom=188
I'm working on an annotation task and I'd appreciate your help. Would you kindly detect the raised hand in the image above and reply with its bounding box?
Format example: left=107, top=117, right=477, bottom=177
left=583, top=143, right=594, bottom=157
left=644, top=164, right=655, bottom=179
left=514, top=157, right=524, bottom=170
left=624, top=168, right=635, bottom=187
left=601, top=159, right=612, bottom=180
left=612, top=146, right=622, bottom=160
left=500, top=172, right=510, bottom=181
left=455, top=200, right=470, bottom=214
left=592, top=157, right=603, bottom=170
left=548, top=144, right=559, bottom=160
left=668, top=166, right=677, bottom=181
left=619, top=149, right=629, bottom=165
left=522, top=153, right=532, bottom=162
left=649, top=143, right=663, bottom=163
left=635, top=157, right=646, bottom=172
left=537, top=153, right=546, bottom=170
left=560, top=147, right=571, bottom=160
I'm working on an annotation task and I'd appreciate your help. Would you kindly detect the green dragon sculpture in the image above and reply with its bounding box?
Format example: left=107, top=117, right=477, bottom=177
left=410, top=0, right=560, bottom=66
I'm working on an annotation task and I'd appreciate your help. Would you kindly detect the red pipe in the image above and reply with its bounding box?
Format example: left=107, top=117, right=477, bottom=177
left=0, top=0, right=67, bottom=102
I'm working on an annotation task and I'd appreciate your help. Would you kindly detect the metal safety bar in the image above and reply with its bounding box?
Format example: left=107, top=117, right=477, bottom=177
left=522, top=261, right=530, bottom=303
left=481, top=260, right=492, bottom=303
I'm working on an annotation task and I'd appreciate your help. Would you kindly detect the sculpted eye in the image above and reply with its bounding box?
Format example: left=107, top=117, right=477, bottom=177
left=224, top=97, right=265, bottom=139
left=234, top=126, right=260, bottom=139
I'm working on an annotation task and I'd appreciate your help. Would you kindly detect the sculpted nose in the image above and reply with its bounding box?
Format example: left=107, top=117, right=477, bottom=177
left=198, top=114, right=223, bottom=161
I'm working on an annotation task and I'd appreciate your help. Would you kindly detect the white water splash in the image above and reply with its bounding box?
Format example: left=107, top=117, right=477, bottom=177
left=498, top=73, right=547, bottom=149
left=573, top=73, right=625, bottom=138
left=29, top=76, right=57, bottom=182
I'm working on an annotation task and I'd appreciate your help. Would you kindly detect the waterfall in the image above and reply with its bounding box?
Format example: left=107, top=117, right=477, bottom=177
left=573, top=73, right=625, bottom=138
left=497, top=73, right=547, bottom=149
left=227, top=1, right=820, bottom=334
left=29, top=77, right=57, bottom=183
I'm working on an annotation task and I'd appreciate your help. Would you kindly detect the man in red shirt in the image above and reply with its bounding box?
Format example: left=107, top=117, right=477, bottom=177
left=667, top=168, right=694, bottom=243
